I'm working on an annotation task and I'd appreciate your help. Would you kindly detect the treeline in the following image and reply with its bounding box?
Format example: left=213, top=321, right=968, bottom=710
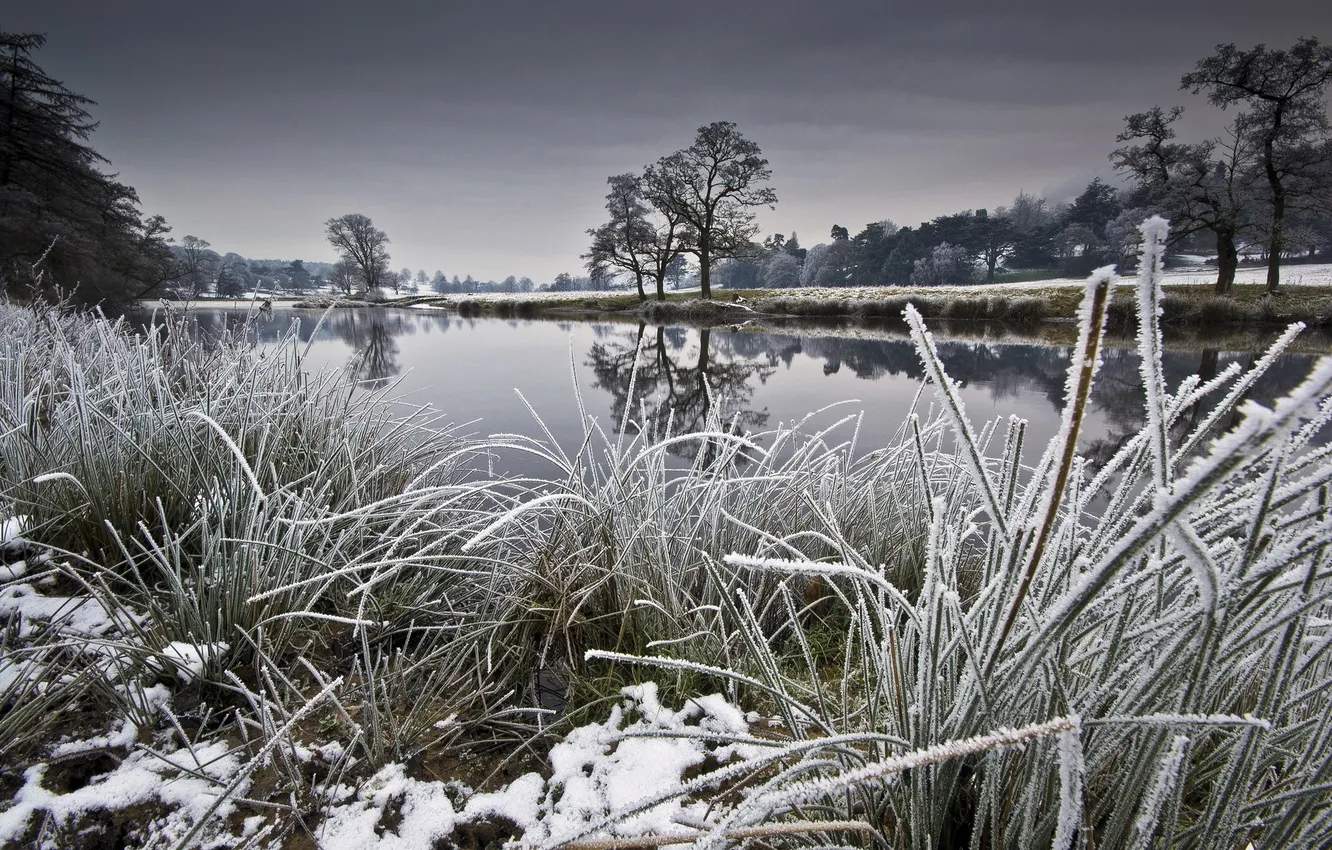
left=713, top=180, right=1167, bottom=291
left=587, top=38, right=1332, bottom=298
left=157, top=238, right=335, bottom=298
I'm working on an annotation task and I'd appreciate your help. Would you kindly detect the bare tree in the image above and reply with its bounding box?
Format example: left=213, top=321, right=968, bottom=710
left=972, top=209, right=1018, bottom=282
left=324, top=213, right=391, bottom=294
left=329, top=257, right=361, bottom=296
left=1182, top=37, right=1332, bottom=292
left=643, top=122, right=777, bottom=299
left=178, top=235, right=216, bottom=298
left=585, top=173, right=692, bottom=301
left=584, top=174, right=655, bottom=300
left=1112, top=106, right=1257, bottom=293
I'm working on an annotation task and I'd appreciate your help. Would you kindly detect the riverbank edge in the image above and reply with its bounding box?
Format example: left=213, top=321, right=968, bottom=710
left=284, top=282, right=1332, bottom=332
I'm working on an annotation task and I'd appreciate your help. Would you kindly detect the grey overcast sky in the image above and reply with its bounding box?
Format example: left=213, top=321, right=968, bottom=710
left=6, top=0, right=1331, bottom=281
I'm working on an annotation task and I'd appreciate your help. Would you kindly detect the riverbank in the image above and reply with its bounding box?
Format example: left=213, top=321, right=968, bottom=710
left=342, top=281, right=1332, bottom=331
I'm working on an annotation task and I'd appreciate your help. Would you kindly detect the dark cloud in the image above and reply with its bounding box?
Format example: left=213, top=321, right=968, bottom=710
left=6, top=0, right=1330, bottom=279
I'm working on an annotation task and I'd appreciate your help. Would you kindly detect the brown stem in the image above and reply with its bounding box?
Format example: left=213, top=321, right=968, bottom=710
left=985, top=274, right=1111, bottom=673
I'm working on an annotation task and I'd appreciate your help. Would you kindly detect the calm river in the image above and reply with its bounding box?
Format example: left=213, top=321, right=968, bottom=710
left=153, top=306, right=1325, bottom=478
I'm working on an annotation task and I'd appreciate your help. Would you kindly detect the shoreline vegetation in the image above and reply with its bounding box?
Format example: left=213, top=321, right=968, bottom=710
left=277, top=281, right=1332, bottom=333
left=4, top=224, right=1332, bottom=846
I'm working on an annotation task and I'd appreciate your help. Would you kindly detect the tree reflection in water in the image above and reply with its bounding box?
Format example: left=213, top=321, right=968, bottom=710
left=585, top=323, right=775, bottom=460
left=132, top=308, right=1329, bottom=468
left=334, top=311, right=405, bottom=389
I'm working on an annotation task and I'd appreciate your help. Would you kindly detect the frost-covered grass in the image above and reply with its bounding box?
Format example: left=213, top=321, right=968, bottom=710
left=3, top=218, right=1332, bottom=848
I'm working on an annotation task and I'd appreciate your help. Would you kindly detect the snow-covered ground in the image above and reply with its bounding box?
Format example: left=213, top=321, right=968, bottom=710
left=1146, top=262, right=1332, bottom=288
left=399, top=263, right=1332, bottom=307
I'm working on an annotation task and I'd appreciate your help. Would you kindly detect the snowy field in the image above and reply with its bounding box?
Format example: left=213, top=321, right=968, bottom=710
left=143, top=262, right=1332, bottom=315
left=398, top=262, right=1332, bottom=306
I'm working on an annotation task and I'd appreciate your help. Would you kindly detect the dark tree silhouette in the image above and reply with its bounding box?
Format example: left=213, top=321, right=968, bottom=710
left=1182, top=37, right=1332, bottom=292
left=0, top=31, right=175, bottom=302
left=325, top=213, right=391, bottom=294
left=643, top=122, right=777, bottom=299
left=585, top=323, right=773, bottom=460
left=1113, top=107, right=1257, bottom=293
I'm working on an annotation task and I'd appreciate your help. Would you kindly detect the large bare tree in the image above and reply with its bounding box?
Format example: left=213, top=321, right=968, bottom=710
left=584, top=174, right=655, bottom=301
left=643, top=122, right=776, bottom=299
left=324, top=213, right=391, bottom=294
left=1112, top=106, right=1257, bottom=293
left=585, top=173, right=693, bottom=301
left=1182, top=37, right=1332, bottom=292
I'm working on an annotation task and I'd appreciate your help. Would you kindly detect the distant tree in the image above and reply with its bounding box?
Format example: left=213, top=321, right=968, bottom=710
left=329, top=258, right=360, bottom=296
left=1182, top=37, right=1332, bottom=291
left=325, top=213, right=391, bottom=293
left=642, top=121, right=777, bottom=298
left=462, top=274, right=476, bottom=293
left=1008, top=192, right=1052, bottom=233
left=801, top=240, right=858, bottom=287
left=849, top=220, right=900, bottom=286
left=587, top=172, right=692, bottom=301
left=431, top=270, right=447, bottom=294
left=634, top=183, right=693, bottom=299
left=665, top=254, right=689, bottom=289
left=830, top=224, right=850, bottom=241
left=1112, top=105, right=1258, bottom=292
left=971, top=209, right=1018, bottom=282
left=501, top=275, right=518, bottom=293
left=883, top=226, right=928, bottom=284
left=392, top=267, right=411, bottom=295
left=1006, top=192, right=1058, bottom=268
left=1103, top=207, right=1151, bottom=270
left=1052, top=224, right=1103, bottom=275
left=221, top=253, right=255, bottom=293
left=1050, top=179, right=1123, bottom=274
left=761, top=251, right=800, bottom=288
left=584, top=173, right=655, bottom=300
left=911, top=243, right=976, bottom=286
left=416, top=269, right=428, bottom=288
left=783, top=232, right=807, bottom=263
left=214, top=258, right=248, bottom=298
left=178, top=235, right=216, bottom=297
left=1064, top=178, right=1123, bottom=235
left=713, top=257, right=762, bottom=289
left=551, top=272, right=575, bottom=292
left=283, top=258, right=311, bottom=291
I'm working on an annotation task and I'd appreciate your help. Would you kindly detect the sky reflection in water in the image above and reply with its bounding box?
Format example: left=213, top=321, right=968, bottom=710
left=166, top=307, right=1323, bottom=479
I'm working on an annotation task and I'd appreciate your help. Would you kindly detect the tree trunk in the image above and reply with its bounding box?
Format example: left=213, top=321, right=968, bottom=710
left=634, top=272, right=645, bottom=302
left=1185, top=349, right=1220, bottom=432
left=654, top=273, right=665, bottom=301
left=696, top=328, right=714, bottom=465
left=698, top=242, right=712, bottom=300
left=1215, top=230, right=1238, bottom=295
left=1266, top=187, right=1284, bottom=294
left=1262, top=120, right=1284, bottom=294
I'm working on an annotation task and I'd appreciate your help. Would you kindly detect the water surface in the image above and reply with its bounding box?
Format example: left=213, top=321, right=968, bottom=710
left=159, top=307, right=1324, bottom=477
